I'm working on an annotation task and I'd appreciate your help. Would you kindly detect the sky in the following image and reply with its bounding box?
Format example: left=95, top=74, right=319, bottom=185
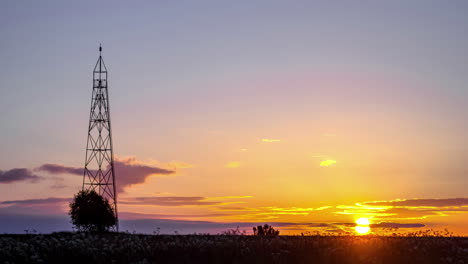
left=1, top=0, right=468, bottom=235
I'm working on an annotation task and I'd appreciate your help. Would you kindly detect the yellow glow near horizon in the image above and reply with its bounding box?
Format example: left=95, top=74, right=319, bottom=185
left=320, top=160, right=336, bottom=167
left=355, top=217, right=371, bottom=234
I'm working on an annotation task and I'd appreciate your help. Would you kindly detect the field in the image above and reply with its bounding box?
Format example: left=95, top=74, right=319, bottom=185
left=1, top=232, right=467, bottom=264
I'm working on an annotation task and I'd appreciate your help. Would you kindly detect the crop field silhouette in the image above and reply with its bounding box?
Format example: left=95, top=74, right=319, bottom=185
left=1, top=232, right=467, bottom=264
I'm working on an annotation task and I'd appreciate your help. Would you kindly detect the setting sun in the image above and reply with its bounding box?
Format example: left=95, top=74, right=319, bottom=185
left=355, top=226, right=371, bottom=234
left=356, top=218, right=371, bottom=226
left=355, top=218, right=371, bottom=234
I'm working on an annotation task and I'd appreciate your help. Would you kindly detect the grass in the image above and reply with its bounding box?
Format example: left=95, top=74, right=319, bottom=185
left=0, top=232, right=467, bottom=264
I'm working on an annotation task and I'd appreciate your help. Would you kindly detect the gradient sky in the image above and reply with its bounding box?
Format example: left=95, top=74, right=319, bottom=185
left=1, top=0, right=468, bottom=235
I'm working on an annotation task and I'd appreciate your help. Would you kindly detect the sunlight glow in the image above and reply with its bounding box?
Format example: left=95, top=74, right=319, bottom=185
left=355, top=217, right=371, bottom=234
left=356, top=217, right=371, bottom=226
left=320, top=160, right=336, bottom=167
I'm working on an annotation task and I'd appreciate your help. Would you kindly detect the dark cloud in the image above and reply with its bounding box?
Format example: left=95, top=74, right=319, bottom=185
left=370, top=222, right=425, bottom=228
left=120, top=196, right=220, bottom=206
left=35, top=158, right=175, bottom=193
left=305, top=223, right=330, bottom=227
left=364, top=198, right=468, bottom=207
left=0, top=197, right=70, bottom=205
left=0, top=198, right=70, bottom=218
left=119, top=212, right=234, bottom=219
left=35, top=164, right=81, bottom=175
left=114, top=158, right=174, bottom=193
left=50, top=183, right=68, bottom=189
left=0, top=196, right=220, bottom=208
left=0, top=168, right=42, bottom=184
left=35, top=164, right=83, bottom=175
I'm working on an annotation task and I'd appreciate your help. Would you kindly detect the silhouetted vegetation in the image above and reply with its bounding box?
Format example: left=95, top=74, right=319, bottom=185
left=69, top=190, right=116, bottom=232
left=0, top=232, right=467, bottom=264
left=221, top=226, right=246, bottom=235
left=253, top=224, right=280, bottom=236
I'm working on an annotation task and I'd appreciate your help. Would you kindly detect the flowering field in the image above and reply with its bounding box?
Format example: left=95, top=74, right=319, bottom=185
left=0, top=232, right=467, bottom=264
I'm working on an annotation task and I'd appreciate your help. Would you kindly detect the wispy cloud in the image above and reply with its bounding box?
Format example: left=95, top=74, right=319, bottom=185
left=214, top=206, right=333, bottom=221
left=0, top=195, right=248, bottom=209
left=204, top=196, right=253, bottom=200
left=0, top=168, right=42, bottom=184
left=320, top=160, right=336, bottom=167
left=35, top=164, right=83, bottom=175
left=335, top=198, right=468, bottom=221
left=364, top=198, right=468, bottom=207
left=225, top=161, right=241, bottom=168
left=370, top=222, right=425, bottom=228
left=120, top=196, right=221, bottom=207
left=261, top=139, right=281, bottom=143
left=167, top=161, right=194, bottom=169
left=0, top=197, right=70, bottom=205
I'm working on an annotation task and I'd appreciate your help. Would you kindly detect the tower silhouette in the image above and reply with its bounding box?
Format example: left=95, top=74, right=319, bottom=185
left=82, top=45, right=118, bottom=230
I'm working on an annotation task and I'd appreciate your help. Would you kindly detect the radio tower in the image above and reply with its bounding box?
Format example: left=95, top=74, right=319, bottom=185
left=83, top=45, right=118, bottom=231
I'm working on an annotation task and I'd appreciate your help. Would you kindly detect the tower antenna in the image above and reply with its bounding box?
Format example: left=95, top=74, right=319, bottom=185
left=82, top=45, right=119, bottom=231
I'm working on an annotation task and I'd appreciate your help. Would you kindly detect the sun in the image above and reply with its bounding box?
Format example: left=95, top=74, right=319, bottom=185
left=355, top=217, right=371, bottom=235
left=356, top=217, right=371, bottom=226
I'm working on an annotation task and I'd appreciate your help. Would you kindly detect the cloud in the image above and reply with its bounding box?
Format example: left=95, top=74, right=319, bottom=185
left=119, top=211, right=235, bottom=220
left=320, top=160, right=336, bottom=167
left=114, top=157, right=175, bottom=192
left=0, top=197, right=71, bottom=217
left=0, top=168, right=42, bottom=184
left=0, top=194, right=250, bottom=210
left=35, top=157, right=176, bottom=193
left=35, top=164, right=83, bottom=175
left=0, top=197, right=70, bottom=205
left=335, top=197, right=468, bottom=223
left=214, top=206, right=334, bottom=221
left=364, top=198, right=468, bottom=207
left=204, top=196, right=253, bottom=200
left=261, top=139, right=280, bottom=143
left=166, top=162, right=194, bottom=169
left=225, top=161, right=241, bottom=168
left=370, top=222, right=425, bottom=228
left=121, top=196, right=222, bottom=207
left=121, top=195, right=251, bottom=207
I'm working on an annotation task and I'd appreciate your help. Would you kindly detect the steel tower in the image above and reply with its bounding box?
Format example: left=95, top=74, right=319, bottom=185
left=83, top=45, right=118, bottom=231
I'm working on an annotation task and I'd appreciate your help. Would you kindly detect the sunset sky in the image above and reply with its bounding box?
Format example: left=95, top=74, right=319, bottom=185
left=1, top=0, right=468, bottom=235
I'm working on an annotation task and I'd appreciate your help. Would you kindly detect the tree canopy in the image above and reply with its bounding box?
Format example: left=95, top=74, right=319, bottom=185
left=69, top=190, right=116, bottom=232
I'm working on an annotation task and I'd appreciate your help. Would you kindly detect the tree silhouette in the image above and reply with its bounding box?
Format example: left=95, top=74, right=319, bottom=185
left=69, top=190, right=116, bottom=232
left=253, top=224, right=280, bottom=236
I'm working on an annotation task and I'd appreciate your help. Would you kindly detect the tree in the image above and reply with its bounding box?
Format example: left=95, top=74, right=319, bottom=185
left=253, top=224, right=280, bottom=236
left=69, top=190, right=116, bottom=232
